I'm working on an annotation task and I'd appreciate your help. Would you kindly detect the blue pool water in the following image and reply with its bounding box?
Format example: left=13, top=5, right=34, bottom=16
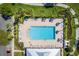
left=29, top=26, right=55, bottom=40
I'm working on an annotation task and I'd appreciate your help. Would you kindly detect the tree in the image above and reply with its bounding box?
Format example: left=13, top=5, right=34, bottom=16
left=0, top=4, right=13, bottom=16
left=11, top=3, right=16, bottom=5
left=65, top=46, right=73, bottom=52
left=6, top=23, right=12, bottom=32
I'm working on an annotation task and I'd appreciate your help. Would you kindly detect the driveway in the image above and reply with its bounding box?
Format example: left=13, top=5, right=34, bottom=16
left=0, top=46, right=7, bottom=56
left=0, top=41, right=12, bottom=56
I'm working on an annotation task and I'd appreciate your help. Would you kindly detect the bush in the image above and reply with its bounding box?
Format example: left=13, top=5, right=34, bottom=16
left=7, top=34, right=13, bottom=41
left=0, top=4, right=13, bottom=16
left=65, top=47, right=73, bottom=52
left=14, top=52, right=24, bottom=56
left=74, top=50, right=79, bottom=56
left=64, top=49, right=70, bottom=56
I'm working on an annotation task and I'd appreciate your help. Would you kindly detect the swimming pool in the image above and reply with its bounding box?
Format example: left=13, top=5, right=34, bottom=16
left=29, top=26, right=55, bottom=40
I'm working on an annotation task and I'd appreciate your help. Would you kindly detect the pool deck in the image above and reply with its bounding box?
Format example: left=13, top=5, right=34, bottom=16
left=19, top=18, right=63, bottom=48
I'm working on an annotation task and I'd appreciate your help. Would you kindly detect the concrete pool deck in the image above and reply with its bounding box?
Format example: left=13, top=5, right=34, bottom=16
left=18, top=18, right=63, bottom=48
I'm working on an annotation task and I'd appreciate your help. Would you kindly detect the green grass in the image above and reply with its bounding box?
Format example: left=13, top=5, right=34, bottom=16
left=74, top=50, right=78, bottom=56
left=14, top=52, right=24, bottom=56
left=71, top=17, right=75, bottom=47
left=0, top=3, right=65, bottom=18
left=0, top=3, right=65, bottom=24
left=74, top=49, right=79, bottom=56
left=0, top=29, right=10, bottom=46
left=68, top=4, right=79, bottom=21
left=68, top=4, right=79, bottom=14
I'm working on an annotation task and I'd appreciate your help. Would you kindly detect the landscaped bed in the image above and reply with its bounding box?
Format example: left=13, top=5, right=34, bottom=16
left=63, top=9, right=76, bottom=56
left=14, top=52, right=24, bottom=56
left=14, top=23, right=24, bottom=50
left=64, top=18, right=68, bottom=40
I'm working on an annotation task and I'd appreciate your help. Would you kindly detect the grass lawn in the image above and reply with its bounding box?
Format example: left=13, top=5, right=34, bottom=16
left=0, top=29, right=10, bottom=46
left=14, top=52, right=24, bottom=56
left=0, top=3, right=65, bottom=18
left=68, top=4, right=79, bottom=21
left=74, top=49, right=79, bottom=56
left=71, top=17, right=75, bottom=47
left=68, top=4, right=79, bottom=14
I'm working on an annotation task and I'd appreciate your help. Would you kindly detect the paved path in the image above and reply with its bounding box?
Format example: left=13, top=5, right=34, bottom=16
left=11, top=16, right=15, bottom=56
left=0, top=46, right=7, bottom=56
left=14, top=50, right=24, bottom=52
left=55, top=4, right=70, bottom=8
left=23, top=3, right=44, bottom=6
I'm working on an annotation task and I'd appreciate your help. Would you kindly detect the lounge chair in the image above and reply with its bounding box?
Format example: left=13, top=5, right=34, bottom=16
left=60, top=39, right=63, bottom=43
left=49, top=18, right=54, bottom=22
left=56, top=31, right=59, bottom=34
left=57, top=38, right=61, bottom=42
left=56, top=22, right=60, bottom=26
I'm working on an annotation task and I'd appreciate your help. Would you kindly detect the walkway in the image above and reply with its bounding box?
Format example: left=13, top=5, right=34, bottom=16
left=11, top=16, right=15, bottom=56
left=23, top=3, right=44, bottom=6
left=14, top=50, right=24, bottom=52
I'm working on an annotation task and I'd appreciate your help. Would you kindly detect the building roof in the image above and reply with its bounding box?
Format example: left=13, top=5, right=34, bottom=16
left=76, top=28, right=79, bottom=40
left=74, top=18, right=78, bottom=25
left=25, top=48, right=60, bottom=56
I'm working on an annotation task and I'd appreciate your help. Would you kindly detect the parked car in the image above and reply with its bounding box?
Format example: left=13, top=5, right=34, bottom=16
left=76, top=40, right=79, bottom=49
left=2, top=14, right=11, bottom=20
